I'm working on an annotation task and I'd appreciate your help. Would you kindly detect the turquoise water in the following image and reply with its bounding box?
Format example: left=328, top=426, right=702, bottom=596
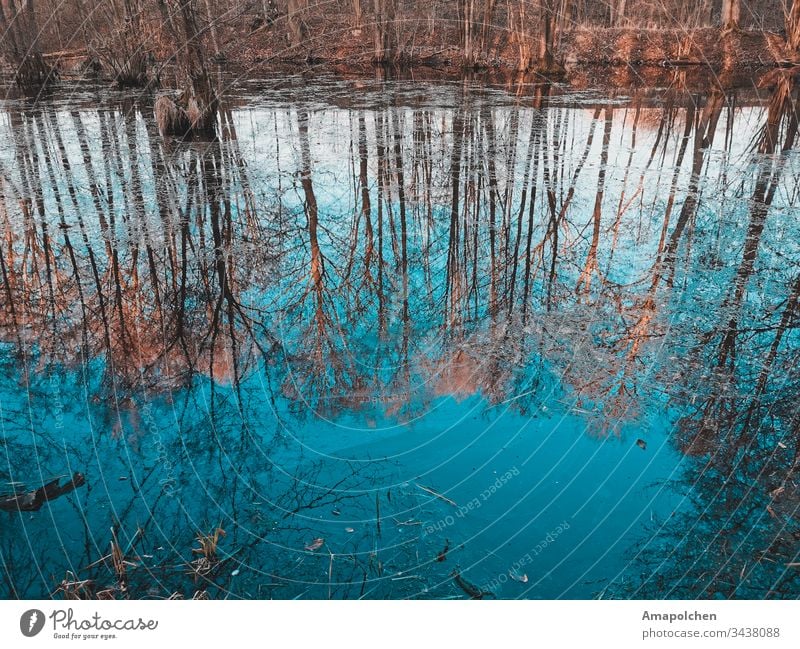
left=0, top=76, right=798, bottom=599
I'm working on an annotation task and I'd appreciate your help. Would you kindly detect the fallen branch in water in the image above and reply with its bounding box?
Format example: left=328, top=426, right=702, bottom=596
left=0, top=473, right=86, bottom=512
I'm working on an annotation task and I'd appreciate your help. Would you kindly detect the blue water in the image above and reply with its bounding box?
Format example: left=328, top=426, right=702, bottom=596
left=0, top=77, right=798, bottom=599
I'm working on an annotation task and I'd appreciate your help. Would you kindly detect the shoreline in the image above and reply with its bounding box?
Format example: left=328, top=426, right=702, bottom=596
left=230, top=26, right=788, bottom=76
left=5, top=26, right=786, bottom=97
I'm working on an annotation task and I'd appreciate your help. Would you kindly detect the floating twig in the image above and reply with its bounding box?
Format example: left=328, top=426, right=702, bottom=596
left=452, top=570, right=495, bottom=600
left=375, top=492, right=381, bottom=537
left=416, top=483, right=457, bottom=507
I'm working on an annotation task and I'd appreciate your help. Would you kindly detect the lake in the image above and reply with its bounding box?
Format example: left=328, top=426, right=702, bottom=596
left=0, top=73, right=798, bottom=599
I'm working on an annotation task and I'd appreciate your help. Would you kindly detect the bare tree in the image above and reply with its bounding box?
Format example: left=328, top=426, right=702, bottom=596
left=610, top=0, right=627, bottom=27
left=507, top=0, right=533, bottom=70
left=155, top=0, right=218, bottom=137
left=0, top=0, right=54, bottom=88
left=507, top=0, right=558, bottom=71
left=287, top=0, right=307, bottom=48
left=536, top=0, right=558, bottom=70
left=788, top=0, right=800, bottom=52
left=458, top=0, right=478, bottom=66
left=721, top=0, right=740, bottom=30
left=372, top=0, right=396, bottom=63
left=202, top=0, right=222, bottom=59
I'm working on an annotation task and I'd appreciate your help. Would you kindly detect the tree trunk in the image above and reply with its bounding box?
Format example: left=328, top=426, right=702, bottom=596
left=156, top=0, right=177, bottom=36
left=202, top=0, right=222, bottom=58
left=788, top=0, right=800, bottom=53
left=459, top=0, right=477, bottom=66
left=287, top=0, right=307, bottom=48
left=721, top=0, right=740, bottom=30
left=157, top=0, right=218, bottom=136
left=479, top=0, right=496, bottom=57
left=610, top=0, right=627, bottom=27
left=537, top=0, right=556, bottom=69
left=507, top=0, right=532, bottom=71
left=372, top=0, right=396, bottom=63
left=0, top=0, right=54, bottom=88
left=701, top=0, right=714, bottom=26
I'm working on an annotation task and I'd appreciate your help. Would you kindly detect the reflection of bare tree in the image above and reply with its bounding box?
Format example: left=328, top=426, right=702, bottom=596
left=2, top=79, right=800, bottom=597
left=0, top=0, right=54, bottom=88
left=621, top=73, right=800, bottom=599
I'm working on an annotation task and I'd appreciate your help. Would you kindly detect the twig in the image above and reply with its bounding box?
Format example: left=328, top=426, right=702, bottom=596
left=328, top=551, right=334, bottom=600
left=415, top=483, right=457, bottom=507
left=375, top=492, right=381, bottom=537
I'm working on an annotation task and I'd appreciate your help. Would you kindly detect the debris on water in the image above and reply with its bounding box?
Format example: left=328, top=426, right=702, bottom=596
left=636, top=439, right=647, bottom=450
left=304, top=538, right=324, bottom=551
left=452, top=569, right=495, bottom=600
left=231, top=569, right=240, bottom=576
left=1, top=472, right=86, bottom=512
left=416, top=483, right=458, bottom=507
left=331, top=508, right=340, bottom=516
left=119, top=476, right=128, bottom=481
left=436, top=539, right=450, bottom=562
left=345, top=527, right=354, bottom=533
left=509, top=570, right=528, bottom=583
left=392, top=517, right=421, bottom=526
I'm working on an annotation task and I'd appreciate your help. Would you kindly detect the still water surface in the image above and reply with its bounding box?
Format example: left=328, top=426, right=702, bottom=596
left=0, top=75, right=798, bottom=599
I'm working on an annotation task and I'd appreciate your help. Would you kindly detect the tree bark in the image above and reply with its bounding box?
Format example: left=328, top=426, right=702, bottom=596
left=788, top=0, right=800, bottom=52
left=537, top=0, right=556, bottom=69
left=372, top=0, right=396, bottom=63
left=459, top=0, right=477, bottom=66
left=287, top=0, right=308, bottom=48
left=610, top=0, right=627, bottom=27
left=479, top=0, right=496, bottom=57
left=507, top=0, right=532, bottom=71
left=721, top=0, right=740, bottom=30
left=158, top=0, right=218, bottom=136
left=202, top=0, right=222, bottom=58
left=0, top=0, right=53, bottom=88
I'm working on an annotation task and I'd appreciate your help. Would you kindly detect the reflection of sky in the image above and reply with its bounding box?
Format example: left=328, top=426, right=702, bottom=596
left=0, top=86, right=798, bottom=599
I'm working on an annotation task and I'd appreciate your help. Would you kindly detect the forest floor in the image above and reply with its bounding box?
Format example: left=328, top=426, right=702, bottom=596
left=12, top=21, right=794, bottom=93
left=225, top=21, right=789, bottom=78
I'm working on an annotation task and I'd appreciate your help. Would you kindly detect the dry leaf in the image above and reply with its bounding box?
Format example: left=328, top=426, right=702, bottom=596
left=304, top=538, right=324, bottom=551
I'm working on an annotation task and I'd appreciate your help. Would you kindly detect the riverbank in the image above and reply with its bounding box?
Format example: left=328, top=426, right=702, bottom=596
left=227, top=25, right=787, bottom=74
left=23, top=26, right=786, bottom=92
left=2, top=21, right=793, bottom=98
